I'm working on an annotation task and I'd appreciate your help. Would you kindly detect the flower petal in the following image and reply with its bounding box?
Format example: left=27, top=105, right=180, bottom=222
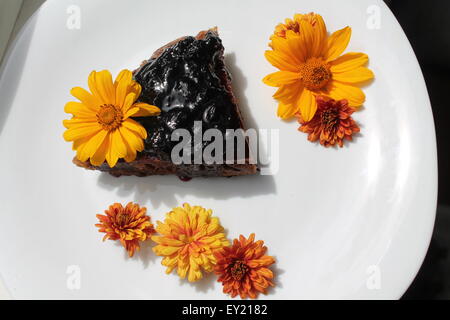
left=72, top=135, right=91, bottom=151
left=70, top=87, right=101, bottom=112
left=122, top=137, right=138, bottom=163
left=129, top=81, right=142, bottom=98
left=262, top=71, right=300, bottom=87
left=273, top=83, right=301, bottom=100
left=271, top=36, right=303, bottom=65
left=124, top=107, right=140, bottom=119
left=277, top=101, right=298, bottom=119
left=74, top=130, right=102, bottom=162
left=114, top=70, right=133, bottom=107
left=88, top=70, right=115, bottom=105
left=119, top=126, right=144, bottom=153
left=332, top=67, right=374, bottom=84
left=90, top=133, right=110, bottom=166
left=63, top=124, right=101, bottom=141
left=105, top=133, right=120, bottom=167
left=330, top=52, right=369, bottom=73
left=264, top=50, right=298, bottom=72
left=297, top=89, right=317, bottom=122
left=75, top=140, right=92, bottom=162
left=81, top=129, right=108, bottom=159
left=122, top=118, right=148, bottom=139
left=298, top=19, right=315, bottom=59
left=122, top=92, right=137, bottom=114
left=111, top=129, right=128, bottom=159
left=114, top=70, right=142, bottom=97
left=64, top=101, right=96, bottom=118
left=324, top=26, right=352, bottom=62
left=114, top=69, right=132, bottom=88
left=128, top=103, right=161, bottom=117
left=311, top=14, right=327, bottom=57
left=323, top=80, right=365, bottom=107
left=63, top=118, right=97, bottom=129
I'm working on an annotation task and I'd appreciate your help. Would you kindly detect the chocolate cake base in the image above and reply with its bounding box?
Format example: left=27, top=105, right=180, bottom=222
left=73, top=156, right=256, bottom=179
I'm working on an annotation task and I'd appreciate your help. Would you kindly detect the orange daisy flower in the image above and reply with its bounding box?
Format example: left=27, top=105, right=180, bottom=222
left=214, top=233, right=275, bottom=299
left=297, top=95, right=360, bottom=147
left=95, top=202, right=155, bottom=257
left=263, top=13, right=374, bottom=121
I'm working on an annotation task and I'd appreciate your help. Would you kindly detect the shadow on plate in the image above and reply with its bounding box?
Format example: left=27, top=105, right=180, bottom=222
left=97, top=172, right=276, bottom=209
left=114, top=239, right=159, bottom=269
left=225, top=52, right=275, bottom=172
left=179, top=271, right=217, bottom=294
left=269, top=257, right=285, bottom=293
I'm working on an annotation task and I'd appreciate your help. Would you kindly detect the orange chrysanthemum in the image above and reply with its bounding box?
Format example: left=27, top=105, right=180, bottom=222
left=95, top=202, right=155, bottom=257
left=271, top=12, right=322, bottom=42
left=214, top=233, right=275, bottom=299
left=152, top=203, right=229, bottom=282
left=263, top=12, right=374, bottom=122
left=297, top=95, right=360, bottom=147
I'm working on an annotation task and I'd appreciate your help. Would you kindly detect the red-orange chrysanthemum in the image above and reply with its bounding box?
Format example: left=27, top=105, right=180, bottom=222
left=95, top=202, right=155, bottom=257
left=297, top=95, right=360, bottom=147
left=214, top=233, right=275, bottom=299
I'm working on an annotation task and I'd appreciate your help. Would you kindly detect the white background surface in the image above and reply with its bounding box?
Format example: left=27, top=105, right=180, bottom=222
left=0, top=0, right=437, bottom=299
left=0, top=0, right=45, bottom=299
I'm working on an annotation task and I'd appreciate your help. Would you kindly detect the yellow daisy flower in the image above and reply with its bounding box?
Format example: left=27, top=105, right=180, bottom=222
left=63, top=69, right=160, bottom=167
left=152, top=203, right=230, bottom=282
left=263, top=14, right=374, bottom=121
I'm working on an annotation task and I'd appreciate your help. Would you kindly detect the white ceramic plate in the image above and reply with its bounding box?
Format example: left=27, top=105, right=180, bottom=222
left=0, top=0, right=437, bottom=299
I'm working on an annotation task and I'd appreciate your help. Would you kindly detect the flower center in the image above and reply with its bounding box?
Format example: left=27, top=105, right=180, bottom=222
left=97, top=104, right=123, bottom=130
left=117, top=213, right=131, bottom=226
left=321, top=108, right=340, bottom=131
left=230, top=260, right=249, bottom=281
left=299, top=57, right=332, bottom=90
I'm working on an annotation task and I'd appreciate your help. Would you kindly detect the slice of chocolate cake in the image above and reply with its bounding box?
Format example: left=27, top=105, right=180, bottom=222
left=74, top=28, right=257, bottom=179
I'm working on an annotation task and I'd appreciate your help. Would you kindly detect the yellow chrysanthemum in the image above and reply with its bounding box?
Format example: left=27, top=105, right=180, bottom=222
left=263, top=13, right=374, bottom=121
left=63, top=69, right=161, bottom=167
left=152, top=203, right=230, bottom=282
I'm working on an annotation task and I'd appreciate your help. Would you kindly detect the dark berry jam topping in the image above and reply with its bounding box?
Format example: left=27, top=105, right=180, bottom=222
left=133, top=32, right=242, bottom=160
